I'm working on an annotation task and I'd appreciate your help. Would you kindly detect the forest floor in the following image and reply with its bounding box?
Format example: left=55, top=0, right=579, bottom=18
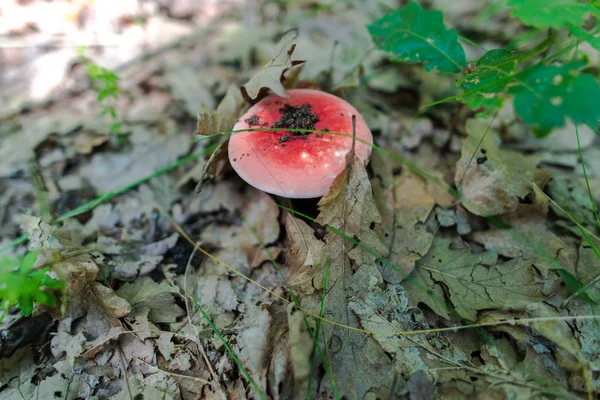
left=1, top=1, right=599, bottom=399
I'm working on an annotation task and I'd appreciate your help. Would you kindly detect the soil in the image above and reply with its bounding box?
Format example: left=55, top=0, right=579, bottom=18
left=272, top=103, right=320, bottom=139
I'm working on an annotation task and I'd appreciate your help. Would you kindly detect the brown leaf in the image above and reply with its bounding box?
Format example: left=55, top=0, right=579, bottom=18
left=455, top=119, right=551, bottom=217
left=196, top=84, right=246, bottom=137
left=471, top=202, right=577, bottom=274
left=195, top=139, right=229, bottom=193
left=241, top=29, right=305, bottom=103
left=196, top=85, right=246, bottom=191
left=285, top=213, right=325, bottom=294
left=92, top=282, right=131, bottom=318
left=371, top=154, right=436, bottom=283
left=296, top=157, right=393, bottom=399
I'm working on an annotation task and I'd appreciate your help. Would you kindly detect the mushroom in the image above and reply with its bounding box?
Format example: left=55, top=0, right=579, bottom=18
left=228, top=89, right=373, bottom=198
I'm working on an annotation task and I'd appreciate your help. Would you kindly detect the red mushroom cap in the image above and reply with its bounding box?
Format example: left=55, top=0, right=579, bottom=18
left=228, top=89, right=373, bottom=198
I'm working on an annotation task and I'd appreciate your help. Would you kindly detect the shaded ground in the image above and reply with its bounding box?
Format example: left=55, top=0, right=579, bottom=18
left=1, top=1, right=599, bottom=399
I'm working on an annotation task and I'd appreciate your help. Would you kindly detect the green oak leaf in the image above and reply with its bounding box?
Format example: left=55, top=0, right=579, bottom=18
left=509, top=63, right=600, bottom=136
left=368, top=1, right=466, bottom=73
left=507, top=0, right=600, bottom=29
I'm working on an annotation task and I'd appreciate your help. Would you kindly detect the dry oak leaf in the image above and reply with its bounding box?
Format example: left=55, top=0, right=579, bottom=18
left=371, top=153, right=436, bottom=283
left=195, top=85, right=247, bottom=191
left=285, top=212, right=326, bottom=294
left=407, top=237, right=546, bottom=321
left=471, top=202, right=578, bottom=274
left=298, top=157, right=392, bottom=400
left=196, top=84, right=247, bottom=137
left=241, top=29, right=305, bottom=103
left=456, top=118, right=551, bottom=217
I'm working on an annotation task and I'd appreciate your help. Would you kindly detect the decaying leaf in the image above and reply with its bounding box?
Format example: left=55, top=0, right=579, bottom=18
left=235, top=304, right=272, bottom=394
left=296, top=156, right=393, bottom=399
left=574, top=238, right=600, bottom=303
left=287, top=304, right=313, bottom=383
left=285, top=212, right=326, bottom=294
left=117, top=277, right=184, bottom=324
left=195, top=139, right=229, bottom=193
left=547, top=174, right=600, bottom=237
left=22, top=215, right=56, bottom=250
left=79, top=123, right=190, bottom=193
left=471, top=202, right=578, bottom=274
left=195, top=85, right=247, bottom=191
left=407, top=237, right=545, bottom=321
left=371, top=153, right=436, bottom=283
left=164, top=65, right=215, bottom=117
left=241, top=29, right=305, bottom=103
left=91, top=282, right=131, bottom=318
left=0, top=349, right=40, bottom=399
left=200, top=188, right=281, bottom=267
left=196, top=84, right=247, bottom=137
left=455, top=118, right=551, bottom=216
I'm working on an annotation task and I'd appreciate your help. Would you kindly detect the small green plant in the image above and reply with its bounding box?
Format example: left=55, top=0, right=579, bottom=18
left=77, top=47, right=123, bottom=134
left=0, top=251, right=64, bottom=323
left=368, top=1, right=600, bottom=137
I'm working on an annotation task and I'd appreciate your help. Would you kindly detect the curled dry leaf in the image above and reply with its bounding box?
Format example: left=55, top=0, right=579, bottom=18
left=195, top=85, right=246, bottom=191
left=196, top=85, right=247, bottom=137
left=240, top=29, right=306, bottom=103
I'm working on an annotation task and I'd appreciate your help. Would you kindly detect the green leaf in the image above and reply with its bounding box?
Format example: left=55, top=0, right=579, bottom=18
left=458, top=49, right=519, bottom=114
left=459, top=49, right=518, bottom=93
left=368, top=1, right=466, bottom=73
left=0, top=252, right=64, bottom=320
left=570, top=25, right=600, bottom=51
left=510, top=63, right=600, bottom=135
left=507, top=0, right=600, bottom=29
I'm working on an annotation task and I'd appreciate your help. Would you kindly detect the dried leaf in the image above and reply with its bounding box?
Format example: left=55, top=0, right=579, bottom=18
left=241, top=29, right=305, bottom=102
left=372, top=154, right=436, bottom=283
left=285, top=213, right=326, bottom=294
left=235, top=305, right=272, bottom=393
left=79, top=123, right=190, bottom=193
left=408, top=237, right=545, bottom=321
left=92, top=282, right=131, bottom=318
left=287, top=304, right=313, bottom=382
left=298, top=158, right=393, bottom=399
left=471, top=203, right=578, bottom=274
left=164, top=65, right=215, bottom=117
left=196, top=84, right=246, bottom=137
left=455, top=118, right=551, bottom=216
left=116, top=277, right=184, bottom=324
left=575, top=238, right=600, bottom=303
